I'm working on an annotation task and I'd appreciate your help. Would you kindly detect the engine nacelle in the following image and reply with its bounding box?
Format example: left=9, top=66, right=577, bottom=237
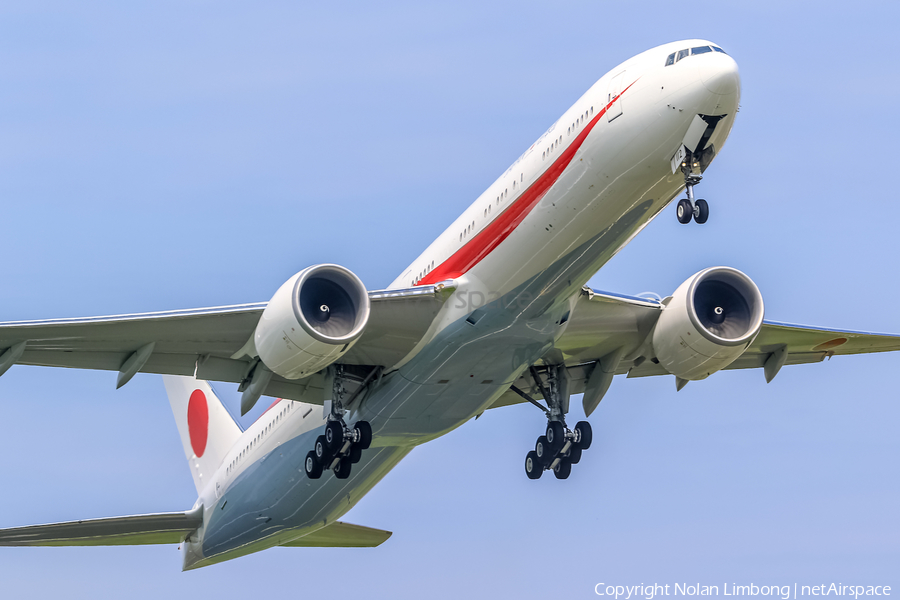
left=254, top=264, right=370, bottom=379
left=652, top=267, right=764, bottom=381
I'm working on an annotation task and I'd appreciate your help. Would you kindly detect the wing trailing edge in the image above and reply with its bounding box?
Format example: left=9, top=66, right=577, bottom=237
left=0, top=505, right=202, bottom=547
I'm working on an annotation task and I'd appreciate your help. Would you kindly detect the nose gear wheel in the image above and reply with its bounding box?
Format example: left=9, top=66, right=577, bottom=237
left=675, top=150, right=710, bottom=225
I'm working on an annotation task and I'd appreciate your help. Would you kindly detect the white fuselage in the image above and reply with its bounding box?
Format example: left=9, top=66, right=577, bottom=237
left=187, top=39, right=740, bottom=569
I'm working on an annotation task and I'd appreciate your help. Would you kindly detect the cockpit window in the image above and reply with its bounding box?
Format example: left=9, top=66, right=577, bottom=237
left=666, top=45, right=728, bottom=66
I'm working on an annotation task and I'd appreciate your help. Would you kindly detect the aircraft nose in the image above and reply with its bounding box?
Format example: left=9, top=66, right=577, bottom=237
left=698, top=54, right=740, bottom=96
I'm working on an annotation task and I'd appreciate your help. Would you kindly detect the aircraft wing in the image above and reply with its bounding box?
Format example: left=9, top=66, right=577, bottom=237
left=0, top=506, right=203, bottom=546
left=0, top=285, right=447, bottom=402
left=3, top=282, right=897, bottom=407
left=490, top=287, right=900, bottom=409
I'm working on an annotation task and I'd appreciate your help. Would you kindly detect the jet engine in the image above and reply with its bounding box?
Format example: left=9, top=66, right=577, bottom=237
left=652, top=267, right=764, bottom=381
left=254, top=264, right=370, bottom=379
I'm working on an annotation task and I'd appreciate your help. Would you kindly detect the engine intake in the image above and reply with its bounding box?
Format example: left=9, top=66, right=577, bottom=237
left=255, top=264, right=370, bottom=379
left=652, top=267, right=764, bottom=381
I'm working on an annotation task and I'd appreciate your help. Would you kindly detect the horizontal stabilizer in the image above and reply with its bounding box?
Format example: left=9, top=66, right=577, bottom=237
left=0, top=506, right=202, bottom=547
left=280, top=521, right=392, bottom=548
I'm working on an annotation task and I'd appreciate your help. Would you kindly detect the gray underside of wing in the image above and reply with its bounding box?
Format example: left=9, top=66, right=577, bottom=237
left=626, top=320, right=900, bottom=378
left=0, top=506, right=202, bottom=546
left=489, top=288, right=900, bottom=408
left=4, top=283, right=897, bottom=409
left=0, top=286, right=447, bottom=403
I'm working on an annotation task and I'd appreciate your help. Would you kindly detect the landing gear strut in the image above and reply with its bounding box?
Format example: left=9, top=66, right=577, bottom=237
left=516, top=365, right=594, bottom=480
left=676, top=153, right=709, bottom=225
left=304, top=365, right=375, bottom=480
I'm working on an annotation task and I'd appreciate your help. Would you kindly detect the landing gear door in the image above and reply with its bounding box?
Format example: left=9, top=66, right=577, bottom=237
left=607, top=71, right=624, bottom=122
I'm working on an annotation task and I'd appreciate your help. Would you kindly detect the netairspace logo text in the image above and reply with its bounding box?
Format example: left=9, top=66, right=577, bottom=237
left=594, top=584, right=892, bottom=600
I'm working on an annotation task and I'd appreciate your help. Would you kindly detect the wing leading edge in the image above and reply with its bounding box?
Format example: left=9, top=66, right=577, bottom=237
left=2, top=284, right=897, bottom=408
left=490, top=288, right=900, bottom=409
left=0, top=286, right=449, bottom=402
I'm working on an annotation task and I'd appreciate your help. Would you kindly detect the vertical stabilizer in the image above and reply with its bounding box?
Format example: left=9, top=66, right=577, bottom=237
left=163, top=376, right=242, bottom=495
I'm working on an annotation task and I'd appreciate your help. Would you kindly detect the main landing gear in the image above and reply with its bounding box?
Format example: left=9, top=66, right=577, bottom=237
left=304, top=365, right=374, bottom=480
left=525, top=420, right=592, bottom=480
left=675, top=154, right=709, bottom=225
left=304, top=419, right=372, bottom=480
left=513, top=365, right=594, bottom=480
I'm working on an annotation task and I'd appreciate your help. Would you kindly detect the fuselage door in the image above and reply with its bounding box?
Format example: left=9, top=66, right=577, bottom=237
left=607, top=71, right=625, bottom=122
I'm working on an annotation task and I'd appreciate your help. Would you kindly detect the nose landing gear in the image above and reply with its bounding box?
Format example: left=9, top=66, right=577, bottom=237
left=675, top=155, right=709, bottom=225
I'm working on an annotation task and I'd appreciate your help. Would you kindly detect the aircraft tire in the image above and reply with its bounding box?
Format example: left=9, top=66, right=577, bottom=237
left=535, top=436, right=553, bottom=465
left=694, top=199, right=709, bottom=224
left=553, top=458, right=572, bottom=480
left=568, top=445, right=583, bottom=465
left=305, top=451, right=323, bottom=479
left=546, top=421, right=565, bottom=452
left=354, top=421, right=373, bottom=450
left=325, top=421, right=343, bottom=450
left=314, top=435, right=330, bottom=462
left=677, top=199, right=693, bottom=224
left=349, top=445, right=363, bottom=464
left=574, top=421, right=592, bottom=450
left=525, top=451, right=542, bottom=479
left=334, top=457, right=352, bottom=479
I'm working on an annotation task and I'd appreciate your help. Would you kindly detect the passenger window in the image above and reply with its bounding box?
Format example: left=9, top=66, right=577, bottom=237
left=691, top=46, right=712, bottom=55
left=676, top=49, right=689, bottom=62
left=665, top=52, right=675, bottom=66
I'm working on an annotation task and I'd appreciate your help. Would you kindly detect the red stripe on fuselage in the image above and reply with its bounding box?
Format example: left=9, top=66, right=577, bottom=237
left=417, top=81, right=637, bottom=286
left=252, top=398, right=282, bottom=425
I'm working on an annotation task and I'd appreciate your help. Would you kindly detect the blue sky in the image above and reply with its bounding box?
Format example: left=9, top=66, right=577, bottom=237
left=0, top=1, right=898, bottom=598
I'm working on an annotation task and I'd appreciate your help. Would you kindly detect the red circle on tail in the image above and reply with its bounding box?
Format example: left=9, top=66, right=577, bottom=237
left=187, top=389, right=209, bottom=458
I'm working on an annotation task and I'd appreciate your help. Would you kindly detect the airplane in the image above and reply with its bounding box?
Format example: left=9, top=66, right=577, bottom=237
left=0, top=38, right=897, bottom=570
